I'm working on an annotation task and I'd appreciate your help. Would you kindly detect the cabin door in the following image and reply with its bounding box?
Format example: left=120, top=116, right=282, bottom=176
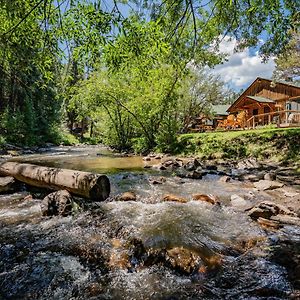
left=263, top=106, right=271, bottom=124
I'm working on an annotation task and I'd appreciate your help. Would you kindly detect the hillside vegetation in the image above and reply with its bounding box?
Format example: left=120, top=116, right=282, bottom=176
left=177, top=128, right=300, bottom=162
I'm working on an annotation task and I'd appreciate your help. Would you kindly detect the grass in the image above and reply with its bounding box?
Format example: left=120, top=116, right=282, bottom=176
left=177, top=127, right=300, bottom=162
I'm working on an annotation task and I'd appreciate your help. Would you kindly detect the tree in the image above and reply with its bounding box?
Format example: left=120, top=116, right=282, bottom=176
left=273, top=32, right=300, bottom=82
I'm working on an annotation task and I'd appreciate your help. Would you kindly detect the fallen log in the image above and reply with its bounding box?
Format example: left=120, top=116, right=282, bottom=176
left=0, top=162, right=110, bottom=201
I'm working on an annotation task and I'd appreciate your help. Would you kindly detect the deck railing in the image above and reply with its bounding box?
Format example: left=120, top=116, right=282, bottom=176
left=246, top=110, right=300, bottom=129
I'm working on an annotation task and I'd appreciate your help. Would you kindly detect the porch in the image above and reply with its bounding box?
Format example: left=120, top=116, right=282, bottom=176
left=245, top=110, right=300, bottom=129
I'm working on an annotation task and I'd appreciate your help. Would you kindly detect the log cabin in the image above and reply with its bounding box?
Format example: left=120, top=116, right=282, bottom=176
left=227, top=77, right=300, bottom=128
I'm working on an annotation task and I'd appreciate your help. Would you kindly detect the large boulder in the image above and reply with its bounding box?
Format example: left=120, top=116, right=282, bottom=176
left=254, top=180, right=284, bottom=191
left=41, top=190, right=73, bottom=216
left=0, top=176, right=17, bottom=193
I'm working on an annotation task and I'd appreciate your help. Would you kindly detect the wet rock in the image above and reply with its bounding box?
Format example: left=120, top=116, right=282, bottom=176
left=219, top=175, right=230, bottom=182
left=186, top=170, right=203, bottom=179
left=254, top=180, right=284, bottom=191
left=237, top=158, right=262, bottom=170
left=184, top=159, right=202, bottom=171
left=41, top=190, right=73, bottom=216
left=176, top=168, right=204, bottom=179
left=118, top=191, right=137, bottom=201
left=241, top=174, right=261, bottom=182
left=230, top=194, right=249, bottom=209
left=264, top=172, right=276, bottom=181
left=205, top=164, right=218, bottom=171
left=152, top=163, right=166, bottom=170
left=271, top=214, right=300, bottom=226
left=0, top=176, right=16, bottom=193
left=247, top=201, right=297, bottom=221
left=143, top=157, right=151, bottom=161
left=283, top=190, right=300, bottom=198
left=257, top=217, right=282, bottom=230
left=192, top=194, right=219, bottom=205
left=162, top=158, right=182, bottom=169
left=149, top=177, right=166, bottom=185
left=162, top=194, right=188, bottom=203
left=166, top=247, right=203, bottom=274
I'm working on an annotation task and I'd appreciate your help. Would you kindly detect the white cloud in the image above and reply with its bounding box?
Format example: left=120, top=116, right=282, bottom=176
left=211, top=37, right=275, bottom=90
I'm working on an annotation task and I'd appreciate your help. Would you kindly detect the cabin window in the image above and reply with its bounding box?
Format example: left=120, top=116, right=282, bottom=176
left=286, top=103, right=292, bottom=110
left=253, top=109, right=258, bottom=115
left=264, top=107, right=270, bottom=113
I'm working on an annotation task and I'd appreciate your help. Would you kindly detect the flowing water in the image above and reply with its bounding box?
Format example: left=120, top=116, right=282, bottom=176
left=0, top=146, right=299, bottom=299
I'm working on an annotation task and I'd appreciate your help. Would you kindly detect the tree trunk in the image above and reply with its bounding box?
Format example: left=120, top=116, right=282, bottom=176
left=0, top=162, right=110, bottom=201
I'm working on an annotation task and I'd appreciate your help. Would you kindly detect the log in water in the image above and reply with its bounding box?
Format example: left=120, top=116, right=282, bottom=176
left=0, top=162, right=110, bottom=201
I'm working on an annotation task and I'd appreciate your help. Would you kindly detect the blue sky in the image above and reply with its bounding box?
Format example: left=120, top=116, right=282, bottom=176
left=210, top=37, right=276, bottom=91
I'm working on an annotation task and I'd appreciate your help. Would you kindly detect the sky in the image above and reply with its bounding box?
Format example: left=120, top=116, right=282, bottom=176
left=210, top=37, right=276, bottom=91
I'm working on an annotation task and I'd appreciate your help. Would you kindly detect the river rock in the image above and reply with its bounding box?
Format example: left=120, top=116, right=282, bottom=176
left=247, top=201, right=297, bottom=220
left=257, top=217, right=282, bottom=230
left=149, top=177, right=166, bottom=185
left=162, top=194, right=188, bottom=203
left=187, top=170, right=203, bottom=179
left=41, top=190, right=73, bottom=216
left=254, top=180, right=284, bottom=191
left=184, top=159, right=202, bottom=171
left=264, top=172, right=276, bottom=181
left=219, top=175, right=230, bottom=182
left=230, top=194, right=249, bottom=208
left=162, top=158, right=182, bottom=169
left=283, top=190, right=300, bottom=198
left=0, top=176, right=16, bottom=193
left=237, top=158, right=262, bottom=170
left=192, top=194, right=219, bottom=205
left=152, top=163, right=167, bottom=170
left=271, top=214, right=300, bottom=226
left=118, top=191, right=137, bottom=201
left=166, top=247, right=202, bottom=274
left=143, top=157, right=151, bottom=161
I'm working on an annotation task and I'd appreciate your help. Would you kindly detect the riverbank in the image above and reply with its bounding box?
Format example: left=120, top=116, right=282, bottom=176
left=177, top=127, right=300, bottom=162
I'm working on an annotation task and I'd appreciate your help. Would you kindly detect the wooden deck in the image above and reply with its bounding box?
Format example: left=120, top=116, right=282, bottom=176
left=246, top=110, right=300, bottom=129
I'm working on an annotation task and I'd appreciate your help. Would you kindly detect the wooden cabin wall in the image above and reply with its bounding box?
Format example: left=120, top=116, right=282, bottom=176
left=256, top=89, right=288, bottom=100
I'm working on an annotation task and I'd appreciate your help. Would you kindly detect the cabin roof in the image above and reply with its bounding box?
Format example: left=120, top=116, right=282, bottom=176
left=227, top=77, right=300, bottom=113
left=246, top=96, right=275, bottom=103
left=212, top=104, right=230, bottom=116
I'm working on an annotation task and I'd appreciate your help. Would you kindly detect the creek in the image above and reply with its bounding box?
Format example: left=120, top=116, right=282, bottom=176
left=0, top=146, right=299, bottom=299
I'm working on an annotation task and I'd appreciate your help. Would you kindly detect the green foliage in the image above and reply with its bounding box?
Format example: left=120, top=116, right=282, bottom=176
left=178, top=128, right=300, bottom=162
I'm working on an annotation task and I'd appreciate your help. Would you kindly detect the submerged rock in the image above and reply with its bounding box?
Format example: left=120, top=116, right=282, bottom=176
left=41, top=190, right=73, bottom=216
left=149, top=177, right=166, bottom=185
left=162, top=194, right=188, bottom=203
left=166, top=247, right=203, bottom=274
left=117, top=191, right=137, bottom=201
left=192, top=194, right=220, bottom=205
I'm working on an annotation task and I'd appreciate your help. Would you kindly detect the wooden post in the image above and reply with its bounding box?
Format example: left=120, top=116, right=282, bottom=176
left=0, top=162, right=110, bottom=201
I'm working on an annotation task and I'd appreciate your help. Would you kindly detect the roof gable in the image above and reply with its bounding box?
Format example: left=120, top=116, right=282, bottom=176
left=228, top=77, right=300, bottom=113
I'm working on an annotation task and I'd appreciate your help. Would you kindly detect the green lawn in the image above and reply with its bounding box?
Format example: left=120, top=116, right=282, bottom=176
left=177, top=127, right=300, bottom=162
